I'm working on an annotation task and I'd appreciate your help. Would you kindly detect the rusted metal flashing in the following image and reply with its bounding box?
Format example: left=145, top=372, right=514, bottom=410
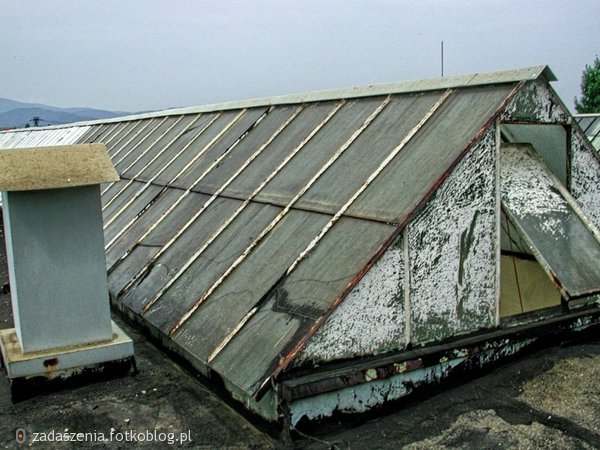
left=282, top=306, right=600, bottom=404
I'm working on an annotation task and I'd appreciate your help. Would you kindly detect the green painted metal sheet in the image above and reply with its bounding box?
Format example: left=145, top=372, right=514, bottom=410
left=172, top=108, right=268, bottom=189
left=348, top=85, right=514, bottom=222
left=122, top=114, right=199, bottom=179
left=142, top=201, right=281, bottom=334
left=173, top=209, right=332, bottom=363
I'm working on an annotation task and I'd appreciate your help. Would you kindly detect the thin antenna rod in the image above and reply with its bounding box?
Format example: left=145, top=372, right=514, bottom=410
left=441, top=41, right=444, bottom=77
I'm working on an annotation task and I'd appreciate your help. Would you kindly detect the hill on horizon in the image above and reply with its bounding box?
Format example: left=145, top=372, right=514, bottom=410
left=0, top=98, right=131, bottom=129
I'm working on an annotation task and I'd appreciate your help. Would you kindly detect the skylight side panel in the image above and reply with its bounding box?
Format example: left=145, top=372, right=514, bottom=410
left=501, top=143, right=600, bottom=298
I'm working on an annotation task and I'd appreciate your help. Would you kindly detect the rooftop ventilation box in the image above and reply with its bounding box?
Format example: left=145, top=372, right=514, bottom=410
left=0, top=143, right=134, bottom=392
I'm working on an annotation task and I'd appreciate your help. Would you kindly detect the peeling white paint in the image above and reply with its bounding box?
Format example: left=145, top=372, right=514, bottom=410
left=501, top=80, right=567, bottom=124
left=570, top=130, right=600, bottom=228
left=299, top=237, right=405, bottom=363
left=409, top=126, right=498, bottom=344
left=289, top=359, right=465, bottom=426
left=289, top=338, right=538, bottom=426
left=500, top=145, right=568, bottom=238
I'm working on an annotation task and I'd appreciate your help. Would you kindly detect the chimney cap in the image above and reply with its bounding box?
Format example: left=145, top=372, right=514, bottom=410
left=0, top=143, right=118, bottom=191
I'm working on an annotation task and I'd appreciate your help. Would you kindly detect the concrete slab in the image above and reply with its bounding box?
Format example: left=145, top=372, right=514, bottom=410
left=0, top=321, right=133, bottom=379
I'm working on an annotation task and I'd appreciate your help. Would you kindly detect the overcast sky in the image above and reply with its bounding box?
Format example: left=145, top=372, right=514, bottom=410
left=2, top=1, right=598, bottom=113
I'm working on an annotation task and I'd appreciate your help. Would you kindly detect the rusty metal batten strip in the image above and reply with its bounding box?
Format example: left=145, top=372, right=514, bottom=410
left=102, top=117, right=170, bottom=194
left=101, top=119, right=158, bottom=194
left=105, top=121, right=139, bottom=150
left=116, top=109, right=252, bottom=291
left=97, top=122, right=127, bottom=147
left=142, top=107, right=303, bottom=314
left=103, top=113, right=221, bottom=251
left=168, top=97, right=392, bottom=338
left=102, top=116, right=184, bottom=214
left=250, top=88, right=454, bottom=396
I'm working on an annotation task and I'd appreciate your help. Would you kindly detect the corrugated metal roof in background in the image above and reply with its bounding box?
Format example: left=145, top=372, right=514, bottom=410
left=0, top=126, right=92, bottom=205
left=0, top=66, right=546, bottom=398
left=0, top=126, right=91, bottom=149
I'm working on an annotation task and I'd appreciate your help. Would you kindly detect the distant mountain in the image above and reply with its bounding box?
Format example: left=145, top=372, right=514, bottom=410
left=0, top=98, right=131, bottom=129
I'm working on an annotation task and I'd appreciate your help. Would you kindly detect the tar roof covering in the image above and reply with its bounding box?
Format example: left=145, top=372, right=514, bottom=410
left=0, top=66, right=550, bottom=398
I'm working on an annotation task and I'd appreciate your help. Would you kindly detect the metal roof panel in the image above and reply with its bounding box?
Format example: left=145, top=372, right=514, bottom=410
left=172, top=208, right=332, bottom=363
left=348, top=84, right=514, bottom=222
